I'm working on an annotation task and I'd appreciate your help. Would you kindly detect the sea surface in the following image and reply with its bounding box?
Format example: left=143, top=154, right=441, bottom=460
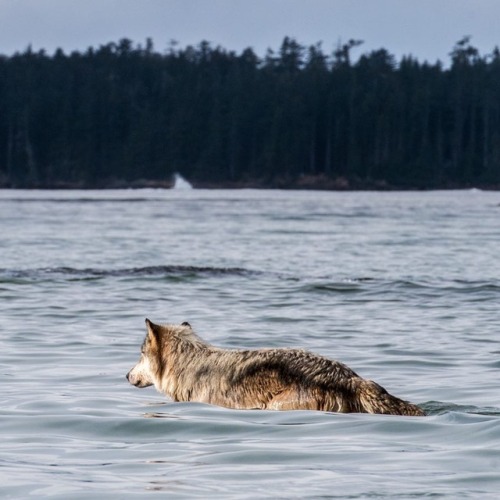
left=1, top=188, right=499, bottom=498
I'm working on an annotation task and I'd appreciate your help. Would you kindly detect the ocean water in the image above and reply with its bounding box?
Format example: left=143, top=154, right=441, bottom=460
left=1, top=188, right=499, bottom=498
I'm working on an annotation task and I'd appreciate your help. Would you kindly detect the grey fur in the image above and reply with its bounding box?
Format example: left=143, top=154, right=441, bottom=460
left=126, top=319, right=425, bottom=416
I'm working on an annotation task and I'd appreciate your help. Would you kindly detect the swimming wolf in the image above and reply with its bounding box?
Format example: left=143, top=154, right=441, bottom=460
left=126, top=319, right=425, bottom=416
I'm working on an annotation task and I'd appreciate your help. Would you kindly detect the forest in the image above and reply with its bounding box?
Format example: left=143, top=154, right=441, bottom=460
left=1, top=36, right=500, bottom=189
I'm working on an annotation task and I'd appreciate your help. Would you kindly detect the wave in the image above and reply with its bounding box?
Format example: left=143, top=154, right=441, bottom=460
left=141, top=401, right=500, bottom=419
left=2, top=267, right=499, bottom=295
left=0, top=265, right=261, bottom=281
left=421, top=401, right=500, bottom=417
left=300, top=277, right=500, bottom=295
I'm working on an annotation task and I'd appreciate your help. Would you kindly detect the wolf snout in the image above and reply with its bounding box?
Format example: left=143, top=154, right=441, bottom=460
left=126, top=370, right=139, bottom=385
left=126, top=369, right=150, bottom=388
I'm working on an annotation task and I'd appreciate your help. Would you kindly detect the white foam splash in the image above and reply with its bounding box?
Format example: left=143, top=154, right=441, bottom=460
left=172, top=173, right=193, bottom=190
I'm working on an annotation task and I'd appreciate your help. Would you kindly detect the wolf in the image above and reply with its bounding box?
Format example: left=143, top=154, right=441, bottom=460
left=126, top=319, right=425, bottom=416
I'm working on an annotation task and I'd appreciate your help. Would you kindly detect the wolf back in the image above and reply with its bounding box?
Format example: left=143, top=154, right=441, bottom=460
left=126, top=319, right=425, bottom=416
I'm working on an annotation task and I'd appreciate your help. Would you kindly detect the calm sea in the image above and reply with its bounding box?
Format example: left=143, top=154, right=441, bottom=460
left=1, top=188, right=499, bottom=498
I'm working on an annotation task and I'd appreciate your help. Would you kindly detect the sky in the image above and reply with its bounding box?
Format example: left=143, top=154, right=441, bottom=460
left=1, top=0, right=499, bottom=64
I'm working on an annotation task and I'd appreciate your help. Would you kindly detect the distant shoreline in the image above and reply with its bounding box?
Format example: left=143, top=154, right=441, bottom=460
left=1, top=175, right=499, bottom=191
left=3, top=37, right=500, bottom=193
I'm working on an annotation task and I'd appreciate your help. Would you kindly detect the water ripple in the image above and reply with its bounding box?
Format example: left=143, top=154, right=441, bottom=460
left=2, top=190, right=500, bottom=498
left=0, top=265, right=262, bottom=282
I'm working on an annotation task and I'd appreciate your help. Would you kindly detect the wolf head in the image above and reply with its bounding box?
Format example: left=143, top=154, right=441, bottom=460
left=126, top=319, right=193, bottom=389
left=126, top=319, right=158, bottom=388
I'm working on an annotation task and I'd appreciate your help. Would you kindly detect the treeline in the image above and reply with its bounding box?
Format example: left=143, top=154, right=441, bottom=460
left=1, top=36, right=500, bottom=189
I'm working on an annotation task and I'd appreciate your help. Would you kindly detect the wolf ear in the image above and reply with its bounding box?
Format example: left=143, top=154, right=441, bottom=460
left=145, top=318, right=160, bottom=345
left=181, top=321, right=191, bottom=328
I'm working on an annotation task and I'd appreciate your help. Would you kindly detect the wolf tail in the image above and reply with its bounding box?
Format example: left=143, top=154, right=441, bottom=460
left=355, top=379, right=425, bottom=416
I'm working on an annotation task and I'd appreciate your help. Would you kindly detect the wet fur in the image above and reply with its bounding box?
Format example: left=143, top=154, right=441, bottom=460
left=126, top=320, right=425, bottom=416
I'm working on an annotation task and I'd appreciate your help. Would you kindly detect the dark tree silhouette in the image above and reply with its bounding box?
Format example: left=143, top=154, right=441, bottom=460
left=0, top=37, right=499, bottom=189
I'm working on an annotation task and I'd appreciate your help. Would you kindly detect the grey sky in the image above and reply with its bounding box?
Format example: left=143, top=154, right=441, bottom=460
left=1, top=0, right=499, bottom=64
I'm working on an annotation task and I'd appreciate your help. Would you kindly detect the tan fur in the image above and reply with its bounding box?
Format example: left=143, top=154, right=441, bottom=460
left=126, top=319, right=425, bottom=416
